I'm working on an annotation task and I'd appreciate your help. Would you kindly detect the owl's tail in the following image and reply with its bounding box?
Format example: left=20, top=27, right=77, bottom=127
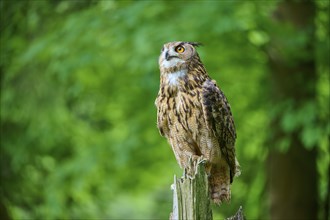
left=209, top=162, right=231, bottom=205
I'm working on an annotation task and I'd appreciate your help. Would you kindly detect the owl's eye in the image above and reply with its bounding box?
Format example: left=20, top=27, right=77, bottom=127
left=175, top=45, right=185, bottom=53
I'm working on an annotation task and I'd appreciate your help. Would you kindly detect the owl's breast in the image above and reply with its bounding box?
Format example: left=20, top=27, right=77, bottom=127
left=170, top=91, right=206, bottom=138
left=156, top=87, right=220, bottom=161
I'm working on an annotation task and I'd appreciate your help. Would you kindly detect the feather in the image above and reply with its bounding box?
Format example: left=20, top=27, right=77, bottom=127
left=202, top=79, right=237, bottom=183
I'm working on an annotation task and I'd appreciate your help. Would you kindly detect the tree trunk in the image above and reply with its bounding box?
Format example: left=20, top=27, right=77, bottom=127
left=266, top=1, right=318, bottom=220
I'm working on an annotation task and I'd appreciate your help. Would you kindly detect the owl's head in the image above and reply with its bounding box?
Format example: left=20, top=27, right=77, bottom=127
left=159, top=41, right=202, bottom=69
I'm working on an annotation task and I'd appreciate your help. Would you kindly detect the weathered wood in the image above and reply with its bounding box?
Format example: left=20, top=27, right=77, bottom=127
left=170, top=158, right=213, bottom=220
left=169, top=158, right=244, bottom=220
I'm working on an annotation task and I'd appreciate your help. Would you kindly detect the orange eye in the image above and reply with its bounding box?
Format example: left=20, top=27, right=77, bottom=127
left=175, top=45, right=185, bottom=53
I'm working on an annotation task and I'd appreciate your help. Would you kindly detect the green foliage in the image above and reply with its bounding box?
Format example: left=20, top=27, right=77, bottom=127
left=1, top=1, right=328, bottom=219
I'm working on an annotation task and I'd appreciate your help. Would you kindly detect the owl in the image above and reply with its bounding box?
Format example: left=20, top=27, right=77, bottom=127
left=155, top=41, right=240, bottom=204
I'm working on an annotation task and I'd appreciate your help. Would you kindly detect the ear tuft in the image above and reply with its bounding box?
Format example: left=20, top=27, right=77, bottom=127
left=186, top=42, right=203, bottom=47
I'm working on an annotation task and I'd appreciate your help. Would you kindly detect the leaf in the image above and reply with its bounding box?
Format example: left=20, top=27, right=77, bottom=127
left=301, top=126, right=322, bottom=149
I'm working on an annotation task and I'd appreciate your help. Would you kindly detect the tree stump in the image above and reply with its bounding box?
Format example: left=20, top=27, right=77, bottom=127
left=169, top=157, right=245, bottom=220
left=170, top=158, right=213, bottom=220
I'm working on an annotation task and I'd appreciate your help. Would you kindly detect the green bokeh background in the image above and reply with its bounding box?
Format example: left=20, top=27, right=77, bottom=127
left=1, top=1, right=329, bottom=219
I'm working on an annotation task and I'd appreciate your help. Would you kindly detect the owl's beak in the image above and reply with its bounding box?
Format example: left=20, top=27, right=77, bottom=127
left=165, top=51, right=177, bottom=61
left=165, top=51, right=170, bottom=61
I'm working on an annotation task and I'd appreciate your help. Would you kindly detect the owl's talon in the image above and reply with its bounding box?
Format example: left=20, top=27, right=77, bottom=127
left=184, top=167, right=196, bottom=179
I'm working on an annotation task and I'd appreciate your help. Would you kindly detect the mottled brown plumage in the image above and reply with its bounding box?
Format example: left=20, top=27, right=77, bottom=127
left=155, top=41, right=240, bottom=204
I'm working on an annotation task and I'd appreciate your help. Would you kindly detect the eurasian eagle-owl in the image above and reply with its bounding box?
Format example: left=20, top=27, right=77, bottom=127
left=155, top=41, right=240, bottom=204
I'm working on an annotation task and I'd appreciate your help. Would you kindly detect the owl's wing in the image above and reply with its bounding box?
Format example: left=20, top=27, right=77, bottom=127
left=155, top=94, right=167, bottom=137
left=202, top=79, right=237, bottom=183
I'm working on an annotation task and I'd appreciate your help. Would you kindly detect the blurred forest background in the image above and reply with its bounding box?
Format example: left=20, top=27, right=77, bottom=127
left=1, top=0, right=329, bottom=219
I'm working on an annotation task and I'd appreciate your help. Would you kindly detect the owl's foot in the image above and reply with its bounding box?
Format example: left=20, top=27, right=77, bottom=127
left=211, top=187, right=231, bottom=205
left=184, top=155, right=207, bottom=179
